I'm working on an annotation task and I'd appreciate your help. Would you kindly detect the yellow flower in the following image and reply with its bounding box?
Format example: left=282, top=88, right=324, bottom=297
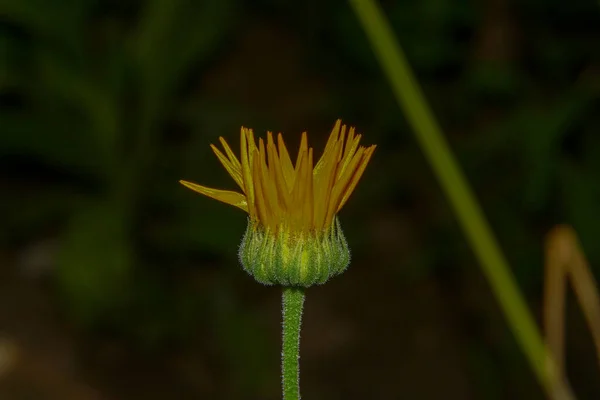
left=180, top=119, right=376, bottom=286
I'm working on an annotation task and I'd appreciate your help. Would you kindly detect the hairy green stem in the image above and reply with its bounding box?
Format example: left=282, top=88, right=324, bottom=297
left=282, top=287, right=305, bottom=400
left=349, top=0, right=574, bottom=398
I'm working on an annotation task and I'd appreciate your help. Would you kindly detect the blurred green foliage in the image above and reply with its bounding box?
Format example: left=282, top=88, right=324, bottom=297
left=1, top=0, right=241, bottom=321
left=1, top=0, right=600, bottom=398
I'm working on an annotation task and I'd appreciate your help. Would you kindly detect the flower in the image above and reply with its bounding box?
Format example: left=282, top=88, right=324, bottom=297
left=180, top=120, right=376, bottom=286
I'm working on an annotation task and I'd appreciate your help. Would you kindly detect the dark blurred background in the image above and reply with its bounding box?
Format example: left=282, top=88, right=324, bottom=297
left=1, top=0, right=599, bottom=399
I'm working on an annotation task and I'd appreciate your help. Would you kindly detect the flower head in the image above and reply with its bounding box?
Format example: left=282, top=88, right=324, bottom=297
left=181, top=120, right=375, bottom=286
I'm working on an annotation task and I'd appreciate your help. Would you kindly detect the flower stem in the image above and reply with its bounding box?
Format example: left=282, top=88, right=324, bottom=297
left=281, top=287, right=305, bottom=400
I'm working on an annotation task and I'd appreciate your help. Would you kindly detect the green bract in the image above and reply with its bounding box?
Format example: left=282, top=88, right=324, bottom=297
left=239, top=218, right=350, bottom=287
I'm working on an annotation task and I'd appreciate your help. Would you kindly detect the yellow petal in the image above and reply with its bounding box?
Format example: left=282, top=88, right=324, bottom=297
left=295, top=132, right=308, bottom=175
left=268, top=132, right=290, bottom=211
left=344, top=126, right=356, bottom=160
left=278, top=133, right=295, bottom=190
left=337, top=145, right=376, bottom=211
left=252, top=154, right=271, bottom=229
left=337, top=124, right=347, bottom=162
left=240, top=127, right=256, bottom=218
left=337, top=133, right=362, bottom=179
left=314, top=131, right=343, bottom=230
left=327, top=146, right=365, bottom=223
left=302, top=148, right=314, bottom=230
left=210, top=144, right=244, bottom=190
left=290, top=147, right=307, bottom=229
left=179, top=180, right=248, bottom=212
left=314, top=119, right=341, bottom=174
left=219, top=137, right=242, bottom=171
left=259, top=138, right=279, bottom=222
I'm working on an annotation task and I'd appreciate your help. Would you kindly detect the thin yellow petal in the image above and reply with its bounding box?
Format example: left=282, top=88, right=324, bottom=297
left=179, top=180, right=248, bottom=212
left=337, top=145, right=376, bottom=211
left=327, top=146, right=365, bottom=223
left=302, top=148, right=314, bottom=230
left=210, top=144, right=244, bottom=190
left=344, top=126, right=356, bottom=160
left=278, top=133, right=295, bottom=190
left=337, top=124, right=347, bottom=162
left=240, top=127, right=256, bottom=218
left=259, top=138, right=279, bottom=223
left=314, top=119, right=341, bottom=175
left=295, top=132, right=308, bottom=173
left=252, top=154, right=271, bottom=229
left=247, top=128, right=258, bottom=160
left=290, top=132, right=309, bottom=227
left=290, top=147, right=307, bottom=230
left=314, top=132, right=343, bottom=230
left=337, top=133, right=362, bottom=179
left=219, top=137, right=241, bottom=171
left=268, top=133, right=291, bottom=211
left=266, top=133, right=280, bottom=211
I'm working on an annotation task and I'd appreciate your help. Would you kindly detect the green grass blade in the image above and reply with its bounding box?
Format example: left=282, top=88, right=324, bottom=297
left=348, top=0, right=572, bottom=397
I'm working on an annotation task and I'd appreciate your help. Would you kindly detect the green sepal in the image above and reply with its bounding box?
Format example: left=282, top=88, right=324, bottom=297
left=238, top=217, right=351, bottom=287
